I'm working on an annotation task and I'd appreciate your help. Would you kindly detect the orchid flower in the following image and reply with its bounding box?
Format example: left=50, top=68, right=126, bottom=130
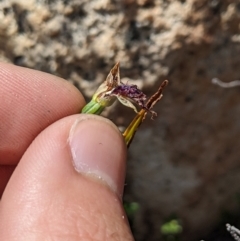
left=81, top=62, right=147, bottom=114
left=81, top=62, right=168, bottom=147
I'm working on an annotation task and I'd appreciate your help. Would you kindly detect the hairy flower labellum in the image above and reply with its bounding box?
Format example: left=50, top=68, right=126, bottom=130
left=110, top=84, right=147, bottom=108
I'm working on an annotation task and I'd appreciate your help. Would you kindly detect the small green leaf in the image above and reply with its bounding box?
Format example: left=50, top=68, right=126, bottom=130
left=161, top=219, right=182, bottom=235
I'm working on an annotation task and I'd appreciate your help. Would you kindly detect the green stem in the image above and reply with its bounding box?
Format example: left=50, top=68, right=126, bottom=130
left=81, top=99, right=105, bottom=114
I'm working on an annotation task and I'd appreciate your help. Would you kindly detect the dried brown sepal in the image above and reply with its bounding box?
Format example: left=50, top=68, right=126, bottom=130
left=144, top=79, right=169, bottom=120
left=105, top=62, right=120, bottom=89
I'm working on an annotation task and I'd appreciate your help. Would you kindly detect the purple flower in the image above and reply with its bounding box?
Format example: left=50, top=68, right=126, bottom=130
left=110, top=83, right=147, bottom=108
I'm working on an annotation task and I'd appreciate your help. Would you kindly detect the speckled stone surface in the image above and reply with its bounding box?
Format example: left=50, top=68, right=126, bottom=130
left=1, top=1, right=240, bottom=240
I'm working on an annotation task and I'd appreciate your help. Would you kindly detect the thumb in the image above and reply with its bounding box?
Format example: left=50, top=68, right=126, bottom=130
left=0, top=114, right=134, bottom=241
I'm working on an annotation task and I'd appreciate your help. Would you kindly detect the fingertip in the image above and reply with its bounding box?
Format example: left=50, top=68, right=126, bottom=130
left=0, top=62, right=85, bottom=165
left=0, top=114, right=132, bottom=240
left=69, top=114, right=127, bottom=197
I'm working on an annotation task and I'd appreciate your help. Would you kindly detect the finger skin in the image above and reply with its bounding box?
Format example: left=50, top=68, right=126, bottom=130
left=0, top=62, right=85, bottom=165
left=0, top=62, right=85, bottom=195
left=0, top=114, right=133, bottom=241
left=0, top=166, right=15, bottom=197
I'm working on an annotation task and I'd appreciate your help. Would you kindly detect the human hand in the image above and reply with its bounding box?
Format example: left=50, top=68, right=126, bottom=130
left=0, top=63, right=134, bottom=240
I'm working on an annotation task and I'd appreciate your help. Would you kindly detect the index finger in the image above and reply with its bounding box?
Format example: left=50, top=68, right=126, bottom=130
left=0, top=63, right=85, bottom=192
left=0, top=63, right=85, bottom=164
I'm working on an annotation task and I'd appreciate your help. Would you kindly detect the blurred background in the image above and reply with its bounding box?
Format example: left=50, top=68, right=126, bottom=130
left=0, top=0, right=240, bottom=240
